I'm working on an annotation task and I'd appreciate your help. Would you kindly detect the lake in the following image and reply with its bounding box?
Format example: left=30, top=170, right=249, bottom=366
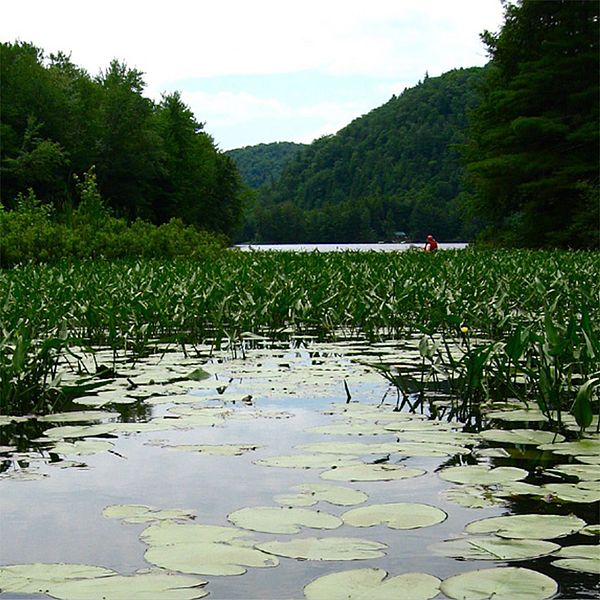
left=1, top=337, right=597, bottom=599
left=237, top=243, right=468, bottom=252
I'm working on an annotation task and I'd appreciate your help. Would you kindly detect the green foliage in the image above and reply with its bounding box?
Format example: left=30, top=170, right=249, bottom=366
left=1, top=250, right=598, bottom=422
left=0, top=185, right=226, bottom=267
left=226, top=142, right=307, bottom=188
left=464, top=0, right=599, bottom=248
left=0, top=42, right=243, bottom=239
left=244, top=68, right=484, bottom=243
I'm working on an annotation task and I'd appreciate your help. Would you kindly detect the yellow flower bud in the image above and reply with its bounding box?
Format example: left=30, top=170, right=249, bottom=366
left=460, top=326, right=469, bottom=334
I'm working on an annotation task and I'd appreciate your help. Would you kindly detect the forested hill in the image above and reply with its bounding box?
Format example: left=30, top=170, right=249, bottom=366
left=242, top=67, right=485, bottom=243
left=226, top=142, right=307, bottom=188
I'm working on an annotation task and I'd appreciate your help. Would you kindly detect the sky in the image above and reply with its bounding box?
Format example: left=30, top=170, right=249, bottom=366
left=1, top=0, right=505, bottom=150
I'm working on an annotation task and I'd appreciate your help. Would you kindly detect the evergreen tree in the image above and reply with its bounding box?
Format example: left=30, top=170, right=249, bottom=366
left=464, top=0, right=599, bottom=248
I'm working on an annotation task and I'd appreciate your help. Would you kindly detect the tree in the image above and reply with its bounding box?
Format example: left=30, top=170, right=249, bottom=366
left=464, top=0, right=599, bottom=248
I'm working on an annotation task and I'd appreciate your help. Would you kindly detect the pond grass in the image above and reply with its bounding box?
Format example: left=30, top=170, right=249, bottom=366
left=1, top=249, right=598, bottom=426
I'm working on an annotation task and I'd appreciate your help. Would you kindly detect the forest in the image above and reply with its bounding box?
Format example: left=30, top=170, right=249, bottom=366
left=1, top=0, right=598, bottom=252
left=0, top=43, right=243, bottom=240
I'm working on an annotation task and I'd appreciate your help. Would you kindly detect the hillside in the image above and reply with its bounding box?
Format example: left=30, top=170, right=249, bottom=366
left=226, top=142, right=307, bottom=188
left=243, top=67, right=485, bottom=243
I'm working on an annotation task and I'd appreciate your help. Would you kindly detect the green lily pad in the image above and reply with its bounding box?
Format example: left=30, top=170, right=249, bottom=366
left=486, top=408, right=549, bottom=422
left=538, top=438, right=600, bottom=456
left=430, top=537, right=560, bottom=561
left=256, top=454, right=360, bottom=469
left=156, top=443, right=260, bottom=456
left=305, top=422, right=390, bottom=435
left=47, top=572, right=208, bottom=600
left=542, top=483, right=600, bottom=503
left=440, top=567, right=558, bottom=600
left=37, top=411, right=120, bottom=423
left=0, top=563, right=115, bottom=594
left=581, top=524, right=600, bottom=536
left=479, top=429, right=564, bottom=445
left=51, top=440, right=114, bottom=456
left=274, top=483, right=368, bottom=507
left=304, top=568, right=441, bottom=600
left=576, top=454, right=600, bottom=465
left=342, top=502, right=446, bottom=530
left=227, top=506, right=342, bottom=534
left=547, top=464, right=600, bottom=481
left=552, top=558, right=600, bottom=574
left=438, top=465, right=528, bottom=485
left=145, top=541, right=279, bottom=576
left=442, top=486, right=507, bottom=508
left=256, top=537, right=387, bottom=561
left=551, top=544, right=600, bottom=574
left=140, top=522, right=252, bottom=547
left=465, top=514, right=586, bottom=539
left=300, top=440, right=469, bottom=457
left=321, top=463, right=425, bottom=482
left=103, top=504, right=195, bottom=524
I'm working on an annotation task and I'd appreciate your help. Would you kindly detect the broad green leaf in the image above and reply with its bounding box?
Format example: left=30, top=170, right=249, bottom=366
left=547, top=464, right=600, bottom=481
left=342, top=502, right=446, bottom=530
left=479, top=429, right=564, bottom=445
left=227, top=506, right=342, bottom=534
left=51, top=440, right=114, bottom=456
left=538, top=438, right=600, bottom=456
left=440, top=567, right=558, bottom=600
left=274, top=483, right=368, bottom=507
left=47, top=572, right=208, bottom=600
left=0, top=564, right=115, bottom=594
left=144, top=541, right=278, bottom=576
left=465, top=514, right=586, bottom=539
left=430, top=537, right=560, bottom=561
left=321, top=463, right=425, bottom=482
left=103, top=504, right=195, bottom=524
left=438, top=465, right=528, bottom=485
left=552, top=558, right=600, bottom=574
left=304, top=568, right=440, bottom=600
left=542, top=483, right=600, bottom=504
left=256, top=537, right=386, bottom=561
left=442, top=485, right=507, bottom=508
left=140, top=522, right=252, bottom=547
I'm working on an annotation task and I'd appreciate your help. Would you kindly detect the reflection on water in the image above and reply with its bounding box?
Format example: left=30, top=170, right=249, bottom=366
left=0, top=341, right=598, bottom=599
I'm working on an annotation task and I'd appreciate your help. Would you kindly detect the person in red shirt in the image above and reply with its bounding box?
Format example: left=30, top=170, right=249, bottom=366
left=424, top=234, right=438, bottom=252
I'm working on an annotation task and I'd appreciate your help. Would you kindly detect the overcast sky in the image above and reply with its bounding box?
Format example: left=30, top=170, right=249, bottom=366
left=2, top=0, right=505, bottom=150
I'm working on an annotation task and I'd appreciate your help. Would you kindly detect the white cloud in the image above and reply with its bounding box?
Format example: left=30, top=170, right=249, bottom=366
left=1, top=0, right=504, bottom=148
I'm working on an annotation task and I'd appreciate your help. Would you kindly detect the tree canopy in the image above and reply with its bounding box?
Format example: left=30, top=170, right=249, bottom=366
left=463, top=0, right=599, bottom=248
left=240, top=68, right=485, bottom=243
left=0, top=42, right=243, bottom=239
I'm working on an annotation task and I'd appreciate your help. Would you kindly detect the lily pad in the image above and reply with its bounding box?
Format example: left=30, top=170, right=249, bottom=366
left=547, top=464, right=600, bottom=481
left=140, top=522, right=252, bottom=547
left=256, top=537, right=387, bottom=561
left=442, top=486, right=507, bottom=509
left=0, top=563, right=115, bottom=594
left=342, top=502, right=446, bottom=530
left=155, top=443, right=260, bottom=456
left=47, top=572, right=208, bottom=600
left=51, top=440, right=114, bottom=456
left=486, top=408, right=549, bottom=422
left=321, top=463, right=425, bottom=482
left=552, top=544, right=600, bottom=574
left=227, top=506, right=342, bottom=534
left=274, top=483, right=368, bottom=507
left=438, top=465, right=528, bottom=485
left=479, top=428, right=564, bottom=445
left=304, top=568, right=441, bottom=600
left=301, top=440, right=469, bottom=457
left=103, top=504, right=195, bottom=524
left=430, top=537, right=560, bottom=561
left=37, top=410, right=120, bottom=423
left=465, top=514, right=586, bottom=539
left=581, top=524, right=600, bottom=536
left=542, top=483, right=600, bottom=503
left=144, top=541, right=279, bottom=576
left=440, top=567, right=558, bottom=600
left=538, top=438, right=600, bottom=456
